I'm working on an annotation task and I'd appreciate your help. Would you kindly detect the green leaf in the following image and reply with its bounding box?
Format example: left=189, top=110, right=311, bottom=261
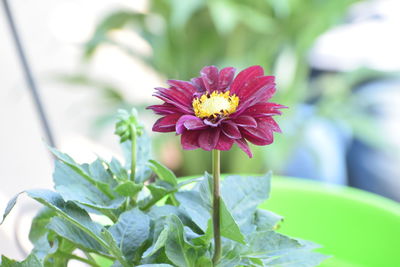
left=192, top=174, right=245, bottom=244
left=165, top=215, right=197, bottom=267
left=100, top=229, right=129, bottom=267
left=115, top=181, right=143, bottom=197
left=175, top=191, right=209, bottom=231
left=148, top=160, right=178, bottom=186
left=109, top=157, right=129, bottom=181
left=54, top=161, right=125, bottom=212
left=109, top=208, right=150, bottom=261
left=142, top=225, right=169, bottom=258
left=136, top=265, right=174, bottom=267
left=89, top=158, right=118, bottom=186
left=219, top=198, right=245, bottom=244
left=49, top=147, right=117, bottom=199
left=29, top=208, right=56, bottom=244
left=265, top=250, right=329, bottom=267
left=31, top=233, right=59, bottom=262
left=0, top=253, right=42, bottom=267
left=121, top=133, right=152, bottom=183
left=242, top=230, right=301, bottom=259
left=1, top=193, right=20, bottom=224
left=195, top=256, right=212, bottom=267
left=47, top=216, right=108, bottom=254
left=221, top=173, right=271, bottom=230
left=254, top=209, right=283, bottom=231
left=139, top=181, right=175, bottom=210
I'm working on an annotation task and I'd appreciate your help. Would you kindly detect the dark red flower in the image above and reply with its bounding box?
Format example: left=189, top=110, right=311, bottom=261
left=147, top=65, right=286, bottom=157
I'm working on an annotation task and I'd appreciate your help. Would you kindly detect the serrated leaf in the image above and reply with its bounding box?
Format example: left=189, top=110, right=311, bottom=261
left=148, top=160, right=178, bottom=186
left=115, top=181, right=143, bottom=197
left=109, top=208, right=150, bottom=261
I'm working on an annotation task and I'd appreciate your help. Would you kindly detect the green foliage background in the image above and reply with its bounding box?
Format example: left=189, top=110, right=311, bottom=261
left=62, top=0, right=388, bottom=176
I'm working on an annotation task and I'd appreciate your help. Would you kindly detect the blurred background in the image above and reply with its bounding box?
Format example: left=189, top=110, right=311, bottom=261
left=1, top=0, right=400, bottom=258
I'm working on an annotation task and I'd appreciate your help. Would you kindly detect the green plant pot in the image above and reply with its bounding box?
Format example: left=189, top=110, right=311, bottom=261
left=261, top=177, right=400, bottom=267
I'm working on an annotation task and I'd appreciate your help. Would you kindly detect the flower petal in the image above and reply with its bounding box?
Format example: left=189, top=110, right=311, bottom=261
left=230, top=65, right=264, bottom=95
left=176, top=115, right=207, bottom=134
left=181, top=130, right=201, bottom=150
left=216, top=133, right=234, bottom=151
left=221, top=121, right=241, bottom=139
left=233, top=116, right=257, bottom=128
left=241, top=118, right=274, bottom=145
left=235, top=76, right=276, bottom=114
left=153, top=114, right=182, bottom=132
left=218, top=67, right=236, bottom=92
left=154, top=88, right=193, bottom=113
left=242, top=102, right=286, bottom=118
left=191, top=77, right=207, bottom=93
left=200, top=65, right=219, bottom=93
left=235, top=138, right=253, bottom=158
left=167, top=80, right=197, bottom=96
left=198, top=128, right=221, bottom=151
left=147, top=103, right=182, bottom=115
left=259, top=117, right=282, bottom=133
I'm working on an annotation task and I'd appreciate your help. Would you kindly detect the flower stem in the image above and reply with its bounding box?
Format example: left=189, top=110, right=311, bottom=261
left=130, top=124, right=137, bottom=181
left=212, top=149, right=221, bottom=265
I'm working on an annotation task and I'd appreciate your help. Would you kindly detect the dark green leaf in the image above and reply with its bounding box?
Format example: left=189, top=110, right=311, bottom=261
left=47, top=217, right=107, bottom=253
left=142, top=225, right=169, bottom=258
left=54, top=161, right=124, bottom=212
left=165, top=215, right=197, bottom=267
left=175, top=191, right=209, bottom=231
left=109, top=208, right=150, bottom=260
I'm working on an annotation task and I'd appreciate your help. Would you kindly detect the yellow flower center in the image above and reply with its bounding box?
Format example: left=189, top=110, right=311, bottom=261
left=192, top=91, right=239, bottom=118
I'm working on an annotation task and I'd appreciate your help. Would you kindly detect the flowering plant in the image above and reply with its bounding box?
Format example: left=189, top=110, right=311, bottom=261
left=0, top=66, right=327, bottom=267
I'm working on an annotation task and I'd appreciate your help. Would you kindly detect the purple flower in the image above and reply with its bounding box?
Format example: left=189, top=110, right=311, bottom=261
left=147, top=65, right=286, bottom=157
